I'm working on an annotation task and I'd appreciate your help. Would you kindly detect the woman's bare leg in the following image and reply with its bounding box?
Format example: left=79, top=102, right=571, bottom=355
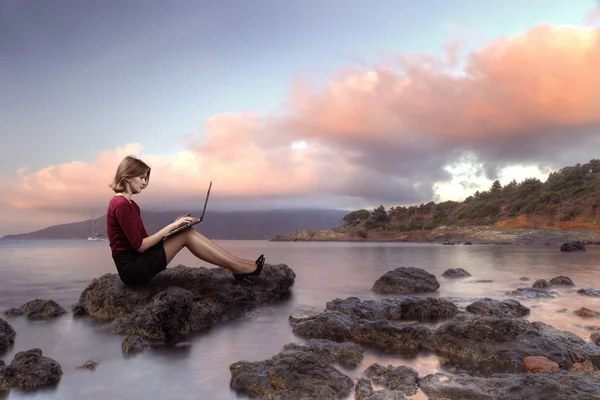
left=163, top=229, right=257, bottom=273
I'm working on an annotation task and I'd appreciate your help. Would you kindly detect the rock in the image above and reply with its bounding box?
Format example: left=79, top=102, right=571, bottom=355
left=465, top=298, right=530, bottom=318
left=371, top=267, right=440, bottom=294
left=71, top=304, right=86, bottom=317
left=432, top=314, right=600, bottom=375
left=0, top=318, right=16, bottom=352
left=578, top=288, right=600, bottom=297
left=571, top=323, right=600, bottom=330
left=473, top=280, right=493, bottom=283
left=418, top=370, right=600, bottom=400
left=548, top=276, right=575, bottom=286
left=556, top=309, right=568, bottom=313
left=122, top=335, right=150, bottom=355
left=76, top=359, right=99, bottom=370
left=505, top=287, right=560, bottom=299
left=574, top=307, right=600, bottom=317
left=532, top=279, right=549, bottom=289
left=0, top=348, right=62, bottom=392
left=291, top=311, right=433, bottom=355
left=364, top=363, right=419, bottom=395
left=569, top=360, right=594, bottom=372
left=289, top=306, right=322, bottom=325
left=441, top=268, right=471, bottom=278
left=355, top=377, right=408, bottom=400
left=519, top=277, right=530, bottom=281
left=3, top=299, right=66, bottom=319
left=560, top=241, right=586, bottom=252
left=463, top=241, right=472, bottom=245
left=591, top=332, right=600, bottom=346
left=229, top=349, right=354, bottom=400
left=324, top=296, right=458, bottom=322
left=74, top=264, right=295, bottom=343
left=282, top=339, right=364, bottom=368
left=523, top=356, right=559, bottom=373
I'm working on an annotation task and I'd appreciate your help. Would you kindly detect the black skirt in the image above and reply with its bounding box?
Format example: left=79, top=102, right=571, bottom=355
left=112, top=241, right=167, bottom=286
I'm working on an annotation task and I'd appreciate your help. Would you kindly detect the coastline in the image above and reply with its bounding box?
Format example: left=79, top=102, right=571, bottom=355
left=270, top=225, right=600, bottom=245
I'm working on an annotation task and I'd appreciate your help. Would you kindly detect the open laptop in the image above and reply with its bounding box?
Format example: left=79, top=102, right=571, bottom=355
left=164, top=181, right=212, bottom=239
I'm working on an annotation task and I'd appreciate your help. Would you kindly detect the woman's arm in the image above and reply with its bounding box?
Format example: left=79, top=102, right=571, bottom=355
left=138, top=216, right=196, bottom=253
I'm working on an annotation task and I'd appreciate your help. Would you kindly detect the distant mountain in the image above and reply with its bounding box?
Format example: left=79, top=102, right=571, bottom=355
left=1, top=209, right=348, bottom=240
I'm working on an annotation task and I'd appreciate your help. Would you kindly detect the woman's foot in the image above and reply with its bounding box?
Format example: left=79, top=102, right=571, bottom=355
left=233, top=254, right=265, bottom=282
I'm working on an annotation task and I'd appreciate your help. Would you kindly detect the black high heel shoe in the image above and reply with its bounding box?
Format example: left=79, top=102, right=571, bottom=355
left=233, top=254, right=265, bottom=282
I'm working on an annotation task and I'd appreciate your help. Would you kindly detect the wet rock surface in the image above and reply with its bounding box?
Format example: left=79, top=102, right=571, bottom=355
left=282, top=339, right=364, bottom=367
left=74, top=263, right=295, bottom=343
left=505, top=287, right=560, bottom=299
left=364, top=363, right=419, bottom=395
left=465, top=298, right=530, bottom=318
left=325, top=296, right=458, bottom=322
left=578, top=288, right=600, bottom=297
left=0, top=318, right=16, bottom=353
left=354, top=377, right=408, bottom=400
left=441, top=268, right=471, bottom=278
left=76, top=359, right=99, bottom=371
left=418, top=370, right=600, bottom=400
left=0, top=348, right=62, bottom=392
left=122, top=335, right=151, bottom=355
left=229, top=349, right=354, bottom=400
left=371, top=267, right=440, bottom=294
left=291, top=310, right=433, bottom=355
left=3, top=299, right=66, bottom=319
left=548, top=276, right=575, bottom=286
left=433, top=314, right=600, bottom=374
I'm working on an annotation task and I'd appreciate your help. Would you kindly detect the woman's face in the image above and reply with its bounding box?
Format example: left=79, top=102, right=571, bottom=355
left=127, top=173, right=148, bottom=194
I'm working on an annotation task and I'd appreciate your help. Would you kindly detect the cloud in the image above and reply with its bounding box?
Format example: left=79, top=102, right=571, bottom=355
left=583, top=7, right=600, bottom=26
left=1, top=23, right=599, bottom=234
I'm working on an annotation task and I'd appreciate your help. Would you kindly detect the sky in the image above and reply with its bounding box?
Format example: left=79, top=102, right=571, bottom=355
left=1, top=0, right=599, bottom=236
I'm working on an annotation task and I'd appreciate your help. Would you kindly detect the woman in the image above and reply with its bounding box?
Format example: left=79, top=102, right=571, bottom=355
left=106, top=155, right=265, bottom=287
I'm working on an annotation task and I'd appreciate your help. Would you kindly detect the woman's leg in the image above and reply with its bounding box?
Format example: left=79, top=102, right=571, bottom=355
left=162, top=229, right=257, bottom=274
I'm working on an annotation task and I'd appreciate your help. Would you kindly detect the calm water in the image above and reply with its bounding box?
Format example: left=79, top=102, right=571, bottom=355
left=0, top=239, right=599, bottom=399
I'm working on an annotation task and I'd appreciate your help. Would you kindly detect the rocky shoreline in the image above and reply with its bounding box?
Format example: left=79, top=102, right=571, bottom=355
left=2, top=260, right=600, bottom=398
left=271, top=225, right=600, bottom=245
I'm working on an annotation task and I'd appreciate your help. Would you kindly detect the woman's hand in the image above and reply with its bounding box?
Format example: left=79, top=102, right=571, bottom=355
left=169, top=215, right=197, bottom=230
left=174, top=213, right=191, bottom=221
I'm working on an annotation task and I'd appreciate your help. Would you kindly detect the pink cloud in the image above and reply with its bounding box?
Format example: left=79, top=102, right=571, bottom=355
left=583, top=7, right=600, bottom=26
left=1, top=23, right=599, bottom=235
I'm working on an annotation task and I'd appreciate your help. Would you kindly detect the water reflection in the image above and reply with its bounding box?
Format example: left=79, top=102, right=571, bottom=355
left=0, top=240, right=599, bottom=399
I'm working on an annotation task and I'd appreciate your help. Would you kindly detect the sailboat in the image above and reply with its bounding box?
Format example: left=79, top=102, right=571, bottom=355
left=87, top=211, right=107, bottom=241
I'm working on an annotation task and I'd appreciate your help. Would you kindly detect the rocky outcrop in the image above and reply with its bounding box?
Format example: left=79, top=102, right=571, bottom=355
left=578, top=288, right=600, bottom=297
left=560, top=241, right=586, bottom=252
left=73, top=264, right=295, bottom=344
left=364, top=363, right=419, bottom=396
left=325, top=296, right=458, bottom=322
left=505, top=287, right=560, bottom=299
left=354, top=377, right=408, bottom=400
left=465, top=298, right=530, bottom=318
left=282, top=339, right=364, bottom=368
left=291, top=311, right=433, bottom=355
left=372, top=267, right=440, bottom=294
left=0, top=318, right=16, bottom=353
left=3, top=299, right=66, bottom=319
left=0, top=349, right=62, bottom=392
left=229, top=349, right=354, bottom=399
left=418, top=370, right=600, bottom=400
left=433, top=314, right=600, bottom=374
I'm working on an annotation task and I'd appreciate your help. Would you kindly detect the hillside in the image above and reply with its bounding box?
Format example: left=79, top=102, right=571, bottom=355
left=272, top=159, right=600, bottom=243
left=1, top=209, right=348, bottom=240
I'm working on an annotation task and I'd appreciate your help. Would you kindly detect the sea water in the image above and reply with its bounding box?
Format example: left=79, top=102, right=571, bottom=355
left=0, top=239, right=598, bottom=399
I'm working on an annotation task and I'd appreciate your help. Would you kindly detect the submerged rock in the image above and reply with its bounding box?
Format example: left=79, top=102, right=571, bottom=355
left=418, top=370, right=600, bottom=400
left=74, top=263, right=295, bottom=343
left=229, top=349, right=354, bottom=400
left=0, top=318, right=16, bottom=353
left=282, top=339, right=364, bottom=367
left=465, top=298, right=530, bottom=318
left=355, top=377, right=408, bottom=400
left=578, top=288, right=600, bottom=297
left=324, top=296, right=458, bottom=322
left=505, top=287, right=560, bottom=299
left=532, top=279, right=549, bottom=289
left=441, top=268, right=471, bottom=278
left=432, top=314, right=600, bottom=375
left=76, top=359, right=99, bottom=371
left=548, top=276, right=575, bottom=286
left=372, top=267, right=440, bottom=294
left=0, top=348, right=62, bottom=392
left=3, top=299, right=66, bottom=319
left=122, top=335, right=150, bottom=355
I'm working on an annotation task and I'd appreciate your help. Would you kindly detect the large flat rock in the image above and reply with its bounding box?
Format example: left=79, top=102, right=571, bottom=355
left=74, top=263, right=295, bottom=343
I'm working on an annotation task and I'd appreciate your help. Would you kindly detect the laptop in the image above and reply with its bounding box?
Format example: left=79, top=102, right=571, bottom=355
left=164, top=181, right=212, bottom=239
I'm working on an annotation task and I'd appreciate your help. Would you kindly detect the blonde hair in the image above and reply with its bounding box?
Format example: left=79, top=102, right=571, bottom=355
left=109, top=155, right=151, bottom=193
